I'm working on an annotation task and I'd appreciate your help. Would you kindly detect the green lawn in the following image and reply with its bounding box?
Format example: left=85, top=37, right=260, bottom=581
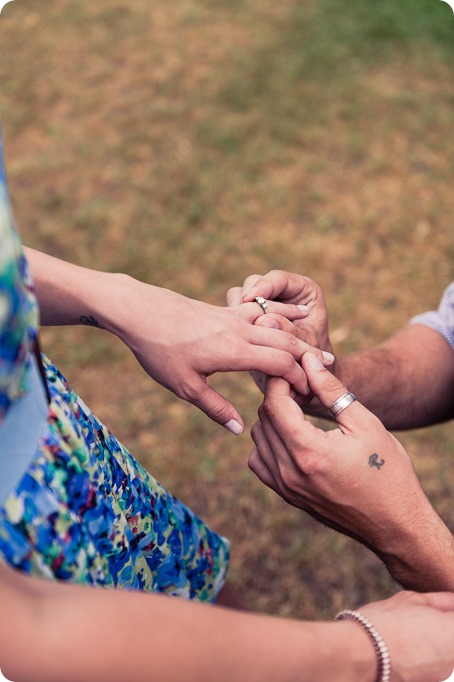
left=0, top=0, right=453, bottom=618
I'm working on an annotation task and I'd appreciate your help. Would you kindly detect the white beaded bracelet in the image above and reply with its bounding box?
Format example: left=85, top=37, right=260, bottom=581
left=335, top=609, right=391, bottom=682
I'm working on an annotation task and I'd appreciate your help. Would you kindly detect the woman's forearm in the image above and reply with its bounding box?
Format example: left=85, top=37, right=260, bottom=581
left=24, top=247, right=128, bottom=329
left=0, top=566, right=373, bottom=682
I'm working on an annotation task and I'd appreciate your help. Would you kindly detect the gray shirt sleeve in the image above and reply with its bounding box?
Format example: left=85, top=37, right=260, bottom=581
left=410, top=282, right=454, bottom=350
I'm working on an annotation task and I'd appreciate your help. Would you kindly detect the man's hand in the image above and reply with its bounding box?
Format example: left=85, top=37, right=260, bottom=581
left=227, top=270, right=334, bottom=396
left=230, top=269, right=333, bottom=352
left=250, top=352, right=454, bottom=591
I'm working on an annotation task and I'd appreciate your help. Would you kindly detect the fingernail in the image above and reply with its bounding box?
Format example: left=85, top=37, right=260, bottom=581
left=259, top=317, right=280, bottom=329
left=224, top=419, right=244, bottom=435
left=242, top=287, right=253, bottom=300
left=306, top=353, right=325, bottom=371
left=322, top=351, right=335, bottom=364
left=297, top=304, right=309, bottom=314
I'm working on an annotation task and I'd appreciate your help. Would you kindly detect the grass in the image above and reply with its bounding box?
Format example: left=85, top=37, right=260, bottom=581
left=0, top=0, right=453, bottom=619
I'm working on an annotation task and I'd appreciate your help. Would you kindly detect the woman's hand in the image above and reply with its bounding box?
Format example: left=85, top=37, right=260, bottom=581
left=357, top=591, right=454, bottom=682
left=106, top=275, right=334, bottom=434
left=25, top=249, right=332, bottom=434
left=250, top=352, right=454, bottom=591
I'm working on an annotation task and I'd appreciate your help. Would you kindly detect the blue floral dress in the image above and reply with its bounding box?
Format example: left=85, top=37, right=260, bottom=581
left=0, top=132, right=229, bottom=601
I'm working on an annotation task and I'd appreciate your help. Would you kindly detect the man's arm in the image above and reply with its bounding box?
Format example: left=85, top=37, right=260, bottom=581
left=235, top=270, right=454, bottom=430
left=315, top=324, right=454, bottom=430
left=250, top=353, right=454, bottom=593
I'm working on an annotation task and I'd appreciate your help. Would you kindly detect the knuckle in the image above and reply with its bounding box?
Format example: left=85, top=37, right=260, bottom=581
left=247, top=453, right=257, bottom=473
left=207, top=400, right=230, bottom=421
left=177, top=380, right=198, bottom=402
left=261, top=399, right=278, bottom=422
left=279, top=464, right=297, bottom=490
left=301, top=455, right=326, bottom=477
left=323, top=374, right=345, bottom=395
left=282, top=331, right=299, bottom=353
left=268, top=268, right=285, bottom=280
left=251, top=420, right=261, bottom=440
left=279, top=352, right=296, bottom=374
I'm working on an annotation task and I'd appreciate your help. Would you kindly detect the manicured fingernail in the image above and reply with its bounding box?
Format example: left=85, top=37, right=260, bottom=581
left=306, top=353, right=325, bottom=371
left=224, top=419, right=244, bottom=435
left=322, top=351, right=335, bottom=364
left=297, top=304, right=309, bottom=314
left=259, top=317, right=280, bottom=329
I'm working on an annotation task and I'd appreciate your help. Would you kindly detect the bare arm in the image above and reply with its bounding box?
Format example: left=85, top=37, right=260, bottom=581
left=312, top=324, right=454, bottom=430
left=234, top=270, right=454, bottom=430
left=250, top=354, right=454, bottom=593
left=0, top=564, right=373, bottom=682
left=2, top=564, right=454, bottom=682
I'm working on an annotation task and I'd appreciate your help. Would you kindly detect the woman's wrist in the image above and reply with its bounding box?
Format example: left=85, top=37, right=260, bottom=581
left=335, top=611, right=390, bottom=681
left=25, top=247, right=129, bottom=330
left=299, top=620, right=376, bottom=682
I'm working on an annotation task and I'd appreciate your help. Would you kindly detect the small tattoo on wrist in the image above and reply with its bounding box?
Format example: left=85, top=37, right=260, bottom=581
left=369, top=453, right=385, bottom=470
left=80, top=315, right=100, bottom=328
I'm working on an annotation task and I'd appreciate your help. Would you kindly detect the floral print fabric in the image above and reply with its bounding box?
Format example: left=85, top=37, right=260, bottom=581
left=0, top=133, right=39, bottom=424
left=0, top=132, right=229, bottom=601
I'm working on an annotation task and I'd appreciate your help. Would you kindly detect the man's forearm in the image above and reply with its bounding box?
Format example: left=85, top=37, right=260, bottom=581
left=372, top=493, right=454, bottom=592
left=306, top=324, right=454, bottom=430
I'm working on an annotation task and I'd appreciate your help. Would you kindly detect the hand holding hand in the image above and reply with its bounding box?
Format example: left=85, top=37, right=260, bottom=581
left=358, top=591, right=454, bottom=682
left=108, top=276, right=332, bottom=434
left=227, top=271, right=334, bottom=395
left=250, top=352, right=454, bottom=591
left=229, top=269, right=333, bottom=352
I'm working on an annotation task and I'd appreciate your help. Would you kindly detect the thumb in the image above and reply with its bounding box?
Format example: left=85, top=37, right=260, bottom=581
left=301, top=352, right=371, bottom=430
left=186, top=379, right=245, bottom=435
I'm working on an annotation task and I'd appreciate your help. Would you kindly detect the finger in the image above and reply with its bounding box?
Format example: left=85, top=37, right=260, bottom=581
left=248, top=441, right=281, bottom=495
left=239, top=344, right=310, bottom=395
left=251, top=418, right=283, bottom=484
left=255, top=314, right=335, bottom=365
left=226, top=286, right=243, bottom=307
left=182, top=379, right=245, bottom=435
left=301, top=353, right=380, bottom=433
left=242, top=270, right=318, bottom=305
left=261, top=375, right=328, bottom=454
left=234, top=301, right=309, bottom=323
left=252, top=346, right=310, bottom=395
left=241, top=273, right=262, bottom=297
left=247, top=325, right=331, bottom=371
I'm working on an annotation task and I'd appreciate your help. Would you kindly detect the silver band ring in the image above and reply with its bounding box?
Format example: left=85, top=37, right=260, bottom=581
left=255, top=296, right=269, bottom=314
left=328, top=392, right=356, bottom=418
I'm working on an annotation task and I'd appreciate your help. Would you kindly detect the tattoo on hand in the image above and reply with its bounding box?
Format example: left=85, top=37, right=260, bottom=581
left=369, top=453, right=385, bottom=470
left=80, top=315, right=100, bottom=328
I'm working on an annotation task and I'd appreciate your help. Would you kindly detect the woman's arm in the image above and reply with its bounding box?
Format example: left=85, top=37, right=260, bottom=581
left=24, top=248, right=332, bottom=433
left=0, top=563, right=373, bottom=682
left=1, top=564, right=454, bottom=682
